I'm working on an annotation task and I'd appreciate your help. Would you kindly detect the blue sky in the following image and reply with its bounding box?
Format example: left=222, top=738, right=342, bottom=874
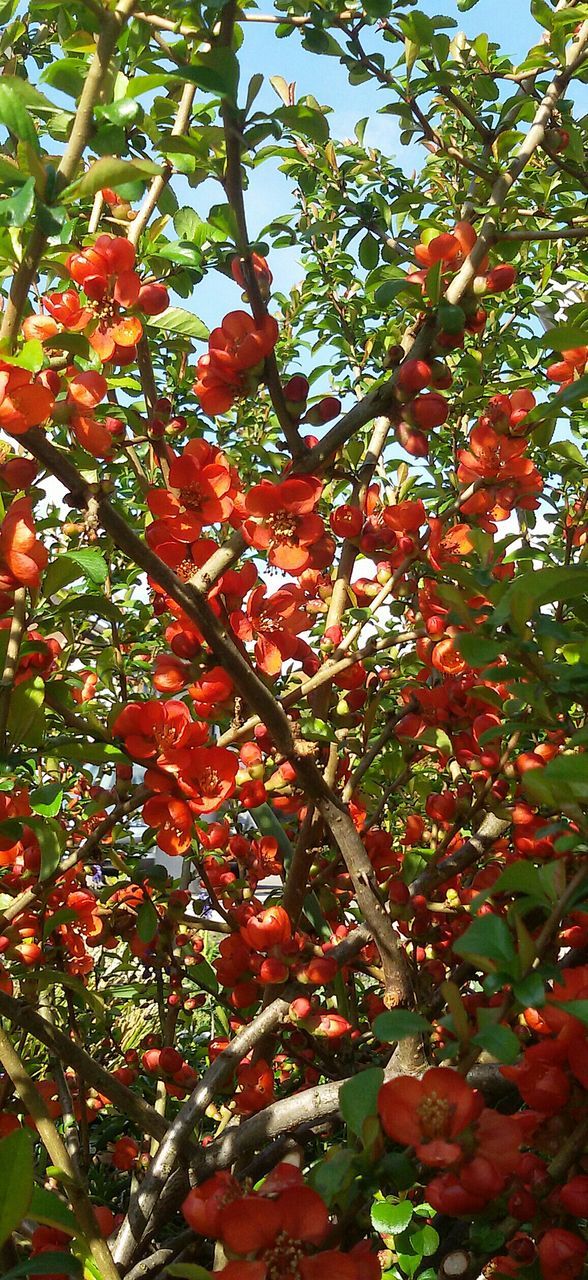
left=190, top=0, right=586, bottom=329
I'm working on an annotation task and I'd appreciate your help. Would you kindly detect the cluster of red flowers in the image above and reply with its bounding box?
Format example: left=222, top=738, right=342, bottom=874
left=112, top=700, right=238, bottom=854
left=194, top=309, right=279, bottom=416
left=457, top=421, right=543, bottom=525
left=409, top=219, right=517, bottom=302
left=182, top=1162, right=381, bottom=1279
left=25, top=233, right=168, bottom=365
left=378, top=1052, right=587, bottom=1280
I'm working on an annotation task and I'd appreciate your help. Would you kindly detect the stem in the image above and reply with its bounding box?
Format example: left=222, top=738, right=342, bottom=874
left=128, top=82, right=197, bottom=247
left=0, top=586, right=26, bottom=748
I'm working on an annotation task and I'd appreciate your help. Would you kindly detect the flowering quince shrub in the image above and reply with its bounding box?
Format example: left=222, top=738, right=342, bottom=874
left=0, top=5, right=587, bottom=1280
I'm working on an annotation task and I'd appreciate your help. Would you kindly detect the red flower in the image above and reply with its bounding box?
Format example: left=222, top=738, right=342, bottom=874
left=231, top=253, right=273, bottom=299
left=148, top=439, right=240, bottom=539
left=0, top=498, right=48, bottom=591
left=230, top=582, right=313, bottom=676
left=501, top=1041, right=570, bottom=1115
left=182, top=1171, right=242, bottom=1237
left=241, top=905, right=292, bottom=951
left=425, top=1171, right=487, bottom=1216
left=142, top=793, right=194, bottom=856
left=61, top=234, right=167, bottom=364
left=209, top=310, right=279, bottom=372
left=243, top=475, right=328, bottom=574
left=194, top=311, right=279, bottom=416
left=174, top=745, right=238, bottom=813
left=193, top=351, right=244, bottom=416
left=112, top=700, right=203, bottom=762
left=559, top=1174, right=588, bottom=1216
left=111, top=1136, right=139, bottom=1171
left=218, top=1184, right=329, bottom=1267
left=547, top=346, right=587, bottom=388
left=189, top=665, right=234, bottom=717
left=457, top=425, right=542, bottom=525
left=43, top=288, right=92, bottom=331
left=330, top=504, right=364, bottom=539
left=0, top=456, right=38, bottom=491
left=0, top=362, right=55, bottom=436
left=538, top=1229, right=587, bottom=1280
left=207, top=1167, right=376, bottom=1277
left=235, top=1058, right=275, bottom=1114
left=378, top=1067, right=481, bottom=1166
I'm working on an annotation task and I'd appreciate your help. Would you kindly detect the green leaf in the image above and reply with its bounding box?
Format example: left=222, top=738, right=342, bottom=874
left=340, top=1068, right=384, bottom=1138
left=405, top=36, right=419, bottom=78
left=152, top=241, right=202, bottom=268
left=425, top=260, right=443, bottom=306
left=2, top=1254, right=82, bottom=1280
left=373, top=1010, right=430, bottom=1041
left=57, top=594, right=125, bottom=625
left=1, top=76, right=70, bottom=118
left=457, top=633, right=502, bottom=666
left=457, top=0, right=480, bottom=10
left=531, top=0, right=554, bottom=29
left=29, top=1185, right=79, bottom=1236
left=557, top=1000, right=588, bottom=1024
left=176, top=49, right=239, bottom=100
left=167, top=1267, right=213, bottom=1280
left=7, top=675, right=45, bottom=747
left=484, top=861, right=556, bottom=905
left=136, top=897, right=159, bottom=944
left=30, top=783, right=63, bottom=818
left=44, top=550, right=106, bottom=597
left=49, top=741, right=127, bottom=765
left=0, top=178, right=35, bottom=228
left=61, top=549, right=109, bottom=586
left=189, top=957, right=218, bottom=996
left=453, top=915, right=517, bottom=975
left=0, top=83, right=39, bottom=151
left=40, top=58, right=86, bottom=98
left=0, top=156, right=29, bottom=187
left=372, top=1198, right=413, bottom=1236
left=301, top=716, right=336, bottom=743
left=523, top=753, right=588, bottom=807
left=250, top=804, right=294, bottom=860
left=524, top=374, right=588, bottom=425
left=146, top=308, right=209, bottom=341
left=550, top=441, right=587, bottom=470
left=308, top=1150, right=356, bottom=1206
left=493, top=566, right=588, bottom=631
left=410, top=1224, right=440, bottom=1257
left=473, top=1020, right=520, bottom=1064
left=538, top=320, right=588, bottom=351
left=61, top=157, right=162, bottom=202
left=3, top=338, right=44, bottom=373
left=513, top=972, right=546, bottom=1009
left=0, top=1128, right=34, bottom=1246
left=359, top=233, right=379, bottom=271
left=38, top=970, right=105, bottom=1021
left=95, top=98, right=141, bottom=127
left=278, top=104, right=330, bottom=145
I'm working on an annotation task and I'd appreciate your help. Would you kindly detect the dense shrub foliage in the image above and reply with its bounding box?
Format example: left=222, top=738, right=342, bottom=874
left=0, top=1, right=587, bottom=1278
